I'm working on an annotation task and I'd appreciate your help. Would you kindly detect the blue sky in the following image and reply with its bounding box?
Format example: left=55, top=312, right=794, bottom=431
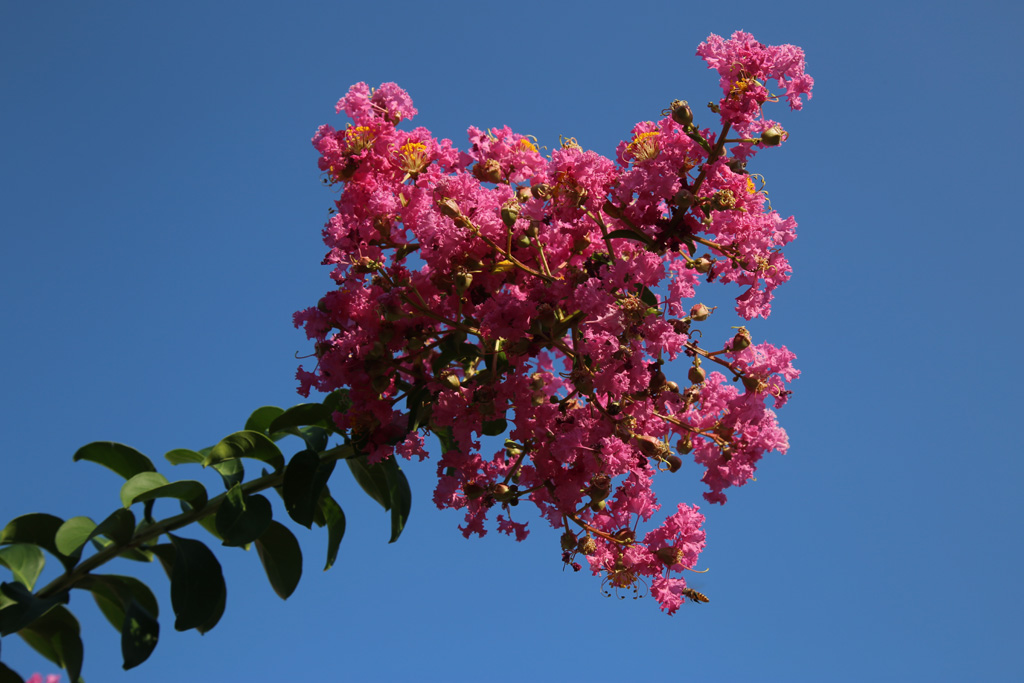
left=2, top=1, right=1021, bottom=681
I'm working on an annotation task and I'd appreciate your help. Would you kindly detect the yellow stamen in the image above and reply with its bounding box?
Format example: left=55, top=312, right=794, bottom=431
left=396, top=141, right=429, bottom=174
left=344, top=125, right=375, bottom=154
left=628, top=131, right=661, bottom=163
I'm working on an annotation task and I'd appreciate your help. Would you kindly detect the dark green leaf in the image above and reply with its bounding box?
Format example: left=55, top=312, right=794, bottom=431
left=73, top=442, right=156, bottom=480
left=15, top=604, right=82, bottom=683
left=435, top=426, right=457, bottom=455
left=119, top=472, right=170, bottom=508
left=129, top=479, right=208, bottom=511
left=244, top=405, right=285, bottom=434
left=0, top=662, right=25, bottom=683
left=346, top=454, right=390, bottom=509
left=88, top=535, right=152, bottom=563
left=0, top=544, right=45, bottom=590
left=121, top=599, right=159, bottom=669
left=283, top=451, right=336, bottom=529
left=163, top=535, right=226, bottom=633
left=639, top=285, right=659, bottom=308
left=255, top=521, right=302, bottom=600
left=606, top=228, right=655, bottom=246
left=383, top=459, right=412, bottom=544
left=0, top=582, right=68, bottom=637
left=75, top=574, right=159, bottom=632
left=317, top=492, right=346, bottom=571
left=268, top=403, right=331, bottom=433
left=482, top=418, right=508, bottom=437
left=164, top=448, right=204, bottom=466
left=205, top=431, right=285, bottom=472
left=215, top=486, right=272, bottom=547
left=0, top=514, right=79, bottom=572
left=406, top=385, right=432, bottom=433
left=296, top=426, right=329, bottom=452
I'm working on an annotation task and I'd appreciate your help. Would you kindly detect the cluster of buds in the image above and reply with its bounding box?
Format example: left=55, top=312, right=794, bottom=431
left=294, top=32, right=811, bottom=614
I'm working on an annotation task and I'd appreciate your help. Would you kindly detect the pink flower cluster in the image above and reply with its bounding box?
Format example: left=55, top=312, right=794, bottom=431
left=295, top=32, right=810, bottom=613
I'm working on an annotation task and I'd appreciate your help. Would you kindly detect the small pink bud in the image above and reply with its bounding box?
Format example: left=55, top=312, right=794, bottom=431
left=689, top=303, right=710, bottom=321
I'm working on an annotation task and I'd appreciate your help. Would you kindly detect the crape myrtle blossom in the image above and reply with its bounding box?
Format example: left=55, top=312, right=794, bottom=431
left=295, top=32, right=811, bottom=614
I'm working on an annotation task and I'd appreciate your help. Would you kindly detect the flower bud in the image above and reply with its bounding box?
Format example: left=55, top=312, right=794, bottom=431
left=500, top=199, right=521, bottom=229
left=761, top=126, right=785, bottom=146
left=669, top=99, right=693, bottom=128
left=688, top=364, right=706, bottom=384
left=516, top=186, right=534, bottom=202
left=727, top=158, right=748, bottom=174
left=491, top=483, right=513, bottom=502
left=634, top=434, right=671, bottom=460
left=436, top=197, right=462, bottom=220
left=441, top=372, right=461, bottom=390
left=666, top=455, right=683, bottom=473
left=589, top=499, right=607, bottom=512
left=454, top=272, right=473, bottom=293
left=692, top=256, right=713, bottom=274
left=689, top=303, right=710, bottom=321
left=665, top=380, right=680, bottom=393
left=742, top=374, right=766, bottom=393
left=561, top=531, right=578, bottom=551
left=525, top=222, right=539, bottom=238
left=732, top=326, right=752, bottom=351
left=673, top=188, right=695, bottom=211
left=531, top=183, right=552, bottom=200
left=677, top=435, right=693, bottom=454
left=473, top=158, right=503, bottom=183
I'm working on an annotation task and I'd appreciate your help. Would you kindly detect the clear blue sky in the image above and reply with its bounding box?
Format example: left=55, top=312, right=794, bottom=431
left=2, top=1, right=1021, bottom=681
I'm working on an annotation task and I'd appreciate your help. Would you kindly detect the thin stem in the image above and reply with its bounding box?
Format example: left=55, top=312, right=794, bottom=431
left=36, top=444, right=354, bottom=600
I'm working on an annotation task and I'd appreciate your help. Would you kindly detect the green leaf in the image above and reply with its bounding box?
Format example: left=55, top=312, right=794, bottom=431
left=406, top=385, right=432, bottom=433
left=244, top=405, right=285, bottom=434
left=215, top=486, right=272, bottom=547
left=0, top=582, right=69, bottom=637
left=121, top=599, right=159, bottom=669
left=54, top=517, right=96, bottom=557
left=317, top=492, right=346, bottom=571
left=639, top=285, right=659, bottom=308
left=383, top=459, right=412, bottom=544
left=73, top=441, right=156, bottom=480
left=120, top=472, right=170, bottom=508
left=164, top=448, right=204, bottom=466
left=162, top=535, right=227, bottom=633
left=0, top=514, right=79, bottom=572
left=283, top=450, right=336, bottom=529
left=15, top=604, right=83, bottom=683
left=205, top=431, right=285, bottom=472
left=255, top=521, right=302, bottom=600
left=346, top=454, right=391, bottom=510
left=212, top=458, right=245, bottom=489
left=435, top=426, right=457, bottom=455
left=606, top=228, right=655, bottom=246
left=129, top=479, right=208, bottom=511
left=482, top=418, right=508, bottom=437
left=0, top=545, right=45, bottom=590
left=55, top=509, right=136, bottom=557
